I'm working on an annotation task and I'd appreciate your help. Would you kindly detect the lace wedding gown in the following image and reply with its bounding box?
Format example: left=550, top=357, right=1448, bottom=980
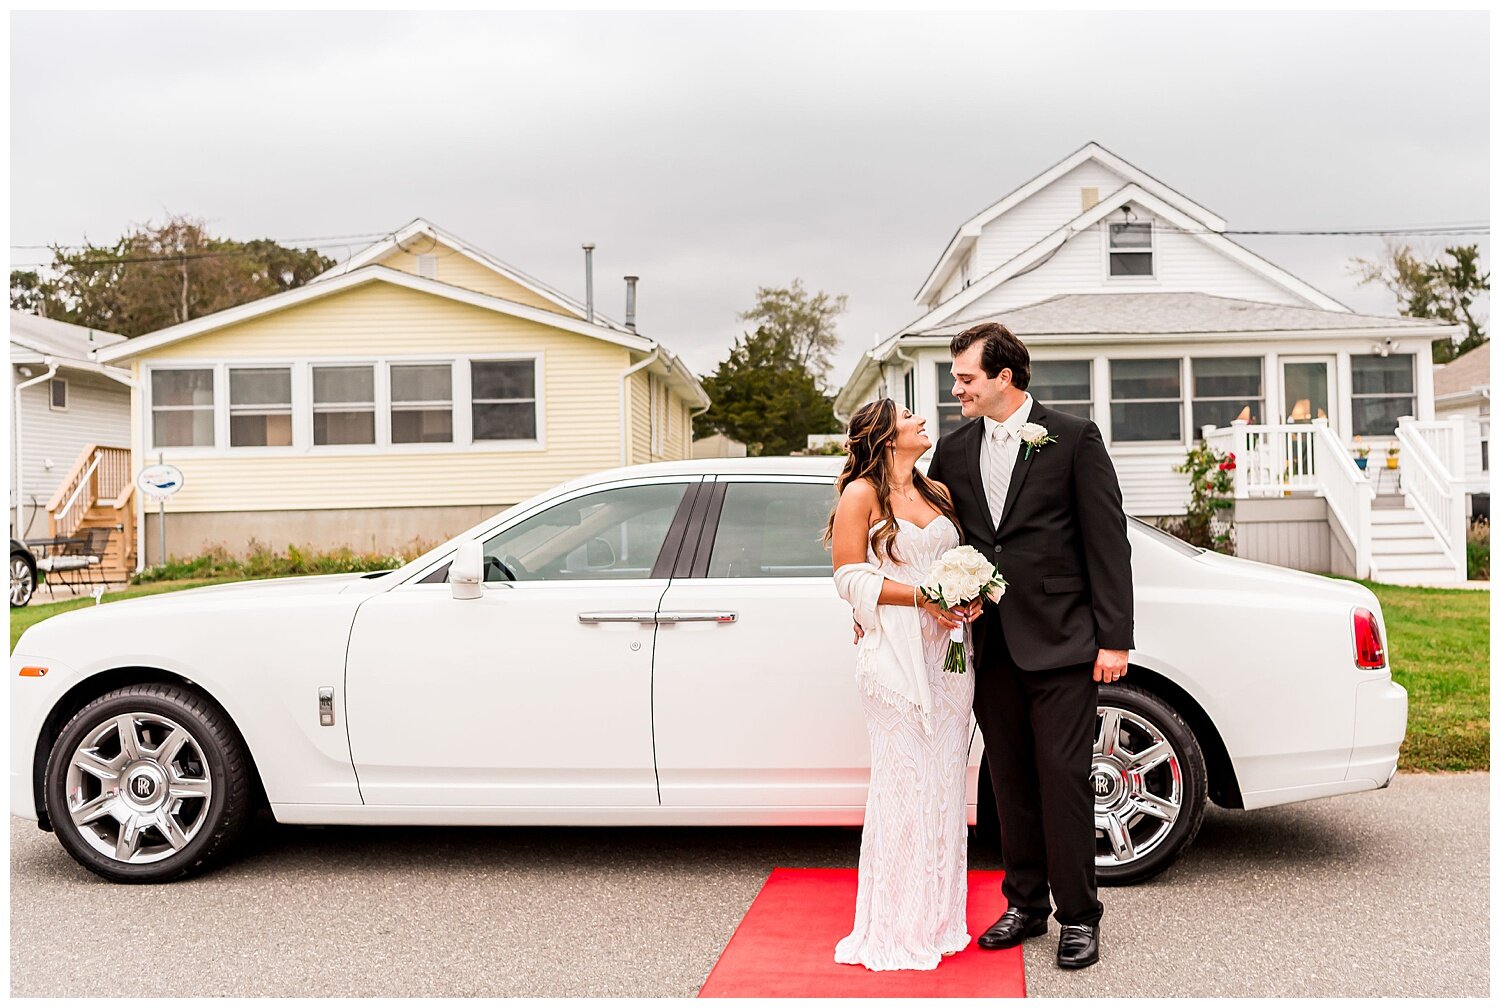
left=834, top=515, right=975, bottom=971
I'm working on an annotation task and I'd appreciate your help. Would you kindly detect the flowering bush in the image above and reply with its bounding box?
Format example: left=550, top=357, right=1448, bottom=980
left=1163, top=442, right=1236, bottom=553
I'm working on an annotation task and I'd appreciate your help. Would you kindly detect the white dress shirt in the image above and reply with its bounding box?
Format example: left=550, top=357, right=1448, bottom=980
left=980, top=393, right=1034, bottom=530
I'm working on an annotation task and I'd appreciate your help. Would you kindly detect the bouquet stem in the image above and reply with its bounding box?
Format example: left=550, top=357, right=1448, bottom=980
left=944, top=626, right=966, bottom=674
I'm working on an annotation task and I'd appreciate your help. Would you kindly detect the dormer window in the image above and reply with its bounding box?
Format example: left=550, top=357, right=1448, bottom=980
left=1108, top=218, right=1154, bottom=278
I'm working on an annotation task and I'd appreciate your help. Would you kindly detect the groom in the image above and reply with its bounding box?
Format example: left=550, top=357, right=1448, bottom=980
left=927, top=322, right=1133, bottom=970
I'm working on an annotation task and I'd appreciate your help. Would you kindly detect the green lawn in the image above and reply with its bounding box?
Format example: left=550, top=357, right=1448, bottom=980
left=10, top=576, right=1489, bottom=772
left=1358, top=580, right=1490, bottom=773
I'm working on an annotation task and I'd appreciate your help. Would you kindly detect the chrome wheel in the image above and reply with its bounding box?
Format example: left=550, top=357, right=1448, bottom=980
left=64, top=712, right=214, bottom=865
left=10, top=554, right=34, bottom=607
left=1093, top=704, right=1183, bottom=869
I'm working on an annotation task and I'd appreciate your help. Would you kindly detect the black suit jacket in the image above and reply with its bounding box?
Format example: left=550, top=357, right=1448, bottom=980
left=927, top=401, right=1134, bottom=671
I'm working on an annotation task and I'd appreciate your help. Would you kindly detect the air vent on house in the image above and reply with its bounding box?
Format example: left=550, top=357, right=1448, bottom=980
left=1081, top=187, right=1100, bottom=212
left=417, top=254, right=438, bottom=280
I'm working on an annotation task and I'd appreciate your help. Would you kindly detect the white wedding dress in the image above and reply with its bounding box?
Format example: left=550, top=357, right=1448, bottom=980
left=834, top=515, right=975, bottom=971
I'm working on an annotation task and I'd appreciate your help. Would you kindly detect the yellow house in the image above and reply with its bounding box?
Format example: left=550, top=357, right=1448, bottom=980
left=97, top=218, right=710, bottom=565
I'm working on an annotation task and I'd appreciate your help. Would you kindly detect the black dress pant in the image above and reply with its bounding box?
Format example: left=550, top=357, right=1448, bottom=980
left=975, top=621, right=1103, bottom=927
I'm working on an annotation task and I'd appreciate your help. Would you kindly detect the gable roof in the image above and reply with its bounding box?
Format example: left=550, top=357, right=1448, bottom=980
left=313, top=218, right=630, bottom=332
left=915, top=141, right=1230, bottom=304
left=1433, top=341, right=1491, bottom=398
left=10, top=310, right=127, bottom=362
left=97, top=265, right=656, bottom=363
left=903, top=183, right=1349, bottom=336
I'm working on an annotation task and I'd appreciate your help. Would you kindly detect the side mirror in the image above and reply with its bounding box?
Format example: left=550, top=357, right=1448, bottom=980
left=585, top=537, right=616, bottom=569
left=451, top=540, right=484, bottom=600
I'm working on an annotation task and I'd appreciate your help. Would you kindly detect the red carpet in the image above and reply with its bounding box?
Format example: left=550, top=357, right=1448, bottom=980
left=698, top=868, right=1025, bottom=998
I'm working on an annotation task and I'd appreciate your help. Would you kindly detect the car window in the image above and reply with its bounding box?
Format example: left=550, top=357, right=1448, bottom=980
left=706, top=481, right=836, bottom=578
left=479, top=482, right=689, bottom=581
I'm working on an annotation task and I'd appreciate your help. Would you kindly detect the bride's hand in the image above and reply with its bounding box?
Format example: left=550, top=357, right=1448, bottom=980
left=918, top=596, right=963, bottom=631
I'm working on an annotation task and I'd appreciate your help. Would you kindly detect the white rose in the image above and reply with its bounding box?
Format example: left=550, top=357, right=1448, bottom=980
left=1019, top=422, right=1048, bottom=443
left=984, top=582, right=1006, bottom=603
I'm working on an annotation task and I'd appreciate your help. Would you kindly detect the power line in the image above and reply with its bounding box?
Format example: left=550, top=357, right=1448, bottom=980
left=9, top=230, right=392, bottom=251
left=8, top=235, right=389, bottom=270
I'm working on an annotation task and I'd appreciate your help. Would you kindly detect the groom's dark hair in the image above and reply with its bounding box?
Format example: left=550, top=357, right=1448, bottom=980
left=950, top=322, right=1030, bottom=390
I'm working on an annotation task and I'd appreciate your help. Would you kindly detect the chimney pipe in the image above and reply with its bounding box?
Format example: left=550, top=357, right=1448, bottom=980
left=624, top=276, right=638, bottom=332
left=582, top=244, right=595, bottom=323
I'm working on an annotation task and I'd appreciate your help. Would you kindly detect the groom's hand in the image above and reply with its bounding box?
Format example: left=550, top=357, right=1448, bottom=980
left=1093, top=648, right=1129, bottom=683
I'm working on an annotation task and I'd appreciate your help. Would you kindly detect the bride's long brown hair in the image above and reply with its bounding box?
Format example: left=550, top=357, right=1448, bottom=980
left=823, top=398, right=960, bottom=565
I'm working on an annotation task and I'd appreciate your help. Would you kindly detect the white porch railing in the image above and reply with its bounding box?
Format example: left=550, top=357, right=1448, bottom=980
left=1395, top=416, right=1467, bottom=567
left=1204, top=419, right=1374, bottom=577
left=1400, top=418, right=1467, bottom=479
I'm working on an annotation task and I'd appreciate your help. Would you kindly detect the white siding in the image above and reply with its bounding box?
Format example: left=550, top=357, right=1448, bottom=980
left=973, top=160, right=1128, bottom=274
left=1112, top=447, right=1193, bottom=516
left=10, top=367, right=131, bottom=536
left=949, top=212, right=1306, bottom=325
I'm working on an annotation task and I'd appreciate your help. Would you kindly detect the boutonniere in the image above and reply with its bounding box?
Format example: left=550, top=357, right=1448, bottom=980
left=1018, top=422, right=1058, bottom=460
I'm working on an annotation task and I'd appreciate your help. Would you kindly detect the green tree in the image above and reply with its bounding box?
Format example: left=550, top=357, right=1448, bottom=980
left=738, top=278, right=848, bottom=383
left=10, top=214, right=334, bottom=337
left=695, top=325, right=838, bottom=456
left=1352, top=243, right=1489, bottom=363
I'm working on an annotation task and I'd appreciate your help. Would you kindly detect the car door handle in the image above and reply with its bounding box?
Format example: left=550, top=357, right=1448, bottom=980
left=576, top=611, right=659, bottom=624
left=656, top=611, right=738, bottom=624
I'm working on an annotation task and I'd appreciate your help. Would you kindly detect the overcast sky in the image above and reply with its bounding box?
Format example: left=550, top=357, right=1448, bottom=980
left=10, top=11, right=1490, bottom=384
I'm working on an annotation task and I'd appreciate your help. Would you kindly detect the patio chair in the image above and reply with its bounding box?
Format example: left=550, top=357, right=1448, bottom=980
left=35, top=526, right=113, bottom=597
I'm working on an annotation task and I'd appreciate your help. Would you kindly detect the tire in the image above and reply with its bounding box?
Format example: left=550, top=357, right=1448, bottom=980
left=43, top=683, right=253, bottom=883
left=10, top=550, right=35, bottom=608
left=1094, top=683, right=1207, bottom=885
left=971, top=682, right=1207, bottom=887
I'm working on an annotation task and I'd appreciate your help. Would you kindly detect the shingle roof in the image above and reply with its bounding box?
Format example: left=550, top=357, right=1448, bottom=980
left=1433, top=341, right=1490, bottom=397
left=917, top=292, right=1446, bottom=337
left=9, top=310, right=126, bottom=362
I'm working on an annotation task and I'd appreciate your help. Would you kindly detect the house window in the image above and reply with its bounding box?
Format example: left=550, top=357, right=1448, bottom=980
left=228, top=367, right=293, bottom=447
left=1031, top=360, right=1092, bottom=419
left=1110, top=358, right=1182, bottom=442
left=902, top=367, right=916, bottom=412
left=935, top=362, right=966, bottom=436
left=390, top=363, right=453, bottom=444
left=1350, top=354, right=1416, bottom=437
left=151, top=369, right=215, bottom=448
left=313, top=365, right=376, bottom=445
left=1481, top=419, right=1490, bottom=473
left=471, top=360, right=538, bottom=441
left=1108, top=220, right=1154, bottom=277
left=48, top=378, right=68, bottom=411
left=1191, top=357, right=1264, bottom=435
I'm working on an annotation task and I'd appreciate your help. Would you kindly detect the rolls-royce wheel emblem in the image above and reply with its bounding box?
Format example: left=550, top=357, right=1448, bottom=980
left=1092, top=772, right=1111, bottom=799
left=131, top=776, right=155, bottom=800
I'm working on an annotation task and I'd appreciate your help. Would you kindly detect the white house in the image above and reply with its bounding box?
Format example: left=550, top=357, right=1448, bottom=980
left=9, top=312, right=133, bottom=560
left=1433, top=341, right=1490, bottom=517
left=836, top=142, right=1469, bottom=584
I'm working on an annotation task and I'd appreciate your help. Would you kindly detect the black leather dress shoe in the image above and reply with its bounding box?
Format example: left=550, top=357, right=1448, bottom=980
left=977, top=908, right=1049, bottom=950
left=1056, top=923, right=1099, bottom=969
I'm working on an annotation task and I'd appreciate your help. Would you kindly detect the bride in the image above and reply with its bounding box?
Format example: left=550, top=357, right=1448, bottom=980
left=825, top=398, right=976, bottom=971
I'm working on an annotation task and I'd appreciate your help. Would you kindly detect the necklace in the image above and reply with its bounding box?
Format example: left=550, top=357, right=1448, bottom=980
left=891, top=482, right=917, bottom=502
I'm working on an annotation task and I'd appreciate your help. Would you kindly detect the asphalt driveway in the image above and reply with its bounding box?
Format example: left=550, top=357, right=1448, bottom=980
left=9, top=772, right=1488, bottom=997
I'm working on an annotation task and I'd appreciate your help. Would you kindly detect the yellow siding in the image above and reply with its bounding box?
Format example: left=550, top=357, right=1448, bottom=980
left=376, top=241, right=582, bottom=318
left=665, top=393, right=690, bottom=460
left=629, top=371, right=651, bottom=464
left=137, top=281, right=630, bottom=512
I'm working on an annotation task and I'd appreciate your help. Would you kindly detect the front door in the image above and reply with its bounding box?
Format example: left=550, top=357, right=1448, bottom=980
left=651, top=477, right=879, bottom=809
left=1282, top=356, right=1335, bottom=425
left=345, top=478, right=697, bottom=807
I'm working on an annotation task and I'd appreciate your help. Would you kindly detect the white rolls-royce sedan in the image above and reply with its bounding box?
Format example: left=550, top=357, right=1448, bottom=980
left=11, top=457, right=1407, bottom=885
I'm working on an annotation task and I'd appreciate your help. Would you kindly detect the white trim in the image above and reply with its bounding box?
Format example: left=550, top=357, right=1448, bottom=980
left=142, top=352, right=550, bottom=458
left=914, top=141, right=1229, bottom=303
left=310, top=218, right=627, bottom=331
left=97, top=265, right=656, bottom=363
left=908, top=185, right=1350, bottom=335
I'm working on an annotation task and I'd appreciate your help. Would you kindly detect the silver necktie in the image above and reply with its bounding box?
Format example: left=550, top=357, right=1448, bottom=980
left=985, top=425, right=1011, bottom=529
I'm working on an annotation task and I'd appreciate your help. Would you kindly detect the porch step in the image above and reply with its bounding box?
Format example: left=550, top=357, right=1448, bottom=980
left=1369, top=567, right=1466, bottom=586
left=1371, top=551, right=1458, bottom=571
left=1371, top=536, right=1449, bottom=555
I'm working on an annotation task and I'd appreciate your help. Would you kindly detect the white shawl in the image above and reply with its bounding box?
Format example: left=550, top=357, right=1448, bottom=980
left=833, top=561, right=936, bottom=735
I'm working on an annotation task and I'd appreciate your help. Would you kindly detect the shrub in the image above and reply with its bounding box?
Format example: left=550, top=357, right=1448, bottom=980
left=133, top=538, right=437, bottom=584
left=1166, top=442, right=1237, bottom=554
left=1467, top=517, right=1489, bottom=581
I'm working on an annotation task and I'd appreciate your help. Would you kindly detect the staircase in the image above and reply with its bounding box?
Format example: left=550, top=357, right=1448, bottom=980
left=46, top=445, right=136, bottom=582
left=1368, top=494, right=1464, bottom=585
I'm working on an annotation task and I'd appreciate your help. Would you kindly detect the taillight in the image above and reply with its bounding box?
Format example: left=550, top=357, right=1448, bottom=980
left=1353, top=607, right=1387, bottom=669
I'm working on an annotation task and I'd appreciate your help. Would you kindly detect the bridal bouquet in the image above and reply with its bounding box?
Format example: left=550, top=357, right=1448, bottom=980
left=917, top=545, right=1008, bottom=674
